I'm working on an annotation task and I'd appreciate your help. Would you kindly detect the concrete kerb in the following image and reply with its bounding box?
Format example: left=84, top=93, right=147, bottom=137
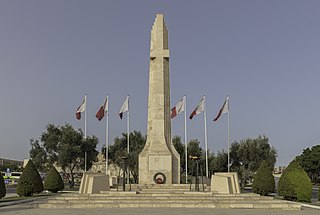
left=0, top=198, right=38, bottom=208
left=0, top=195, right=53, bottom=208
left=301, top=203, right=320, bottom=210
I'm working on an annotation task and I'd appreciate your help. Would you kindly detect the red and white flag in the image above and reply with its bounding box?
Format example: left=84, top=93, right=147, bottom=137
left=213, top=97, right=229, bottom=121
left=119, top=96, right=129, bottom=119
left=96, top=97, right=108, bottom=121
left=76, top=96, right=86, bottom=120
left=189, top=96, right=205, bottom=119
left=171, top=97, right=185, bottom=118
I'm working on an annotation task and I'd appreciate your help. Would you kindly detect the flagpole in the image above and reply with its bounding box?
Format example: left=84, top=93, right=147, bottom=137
left=84, top=94, right=87, bottom=172
left=184, top=95, right=188, bottom=184
left=106, top=94, right=109, bottom=175
left=203, top=96, right=208, bottom=178
left=127, top=95, right=130, bottom=184
left=227, top=97, right=230, bottom=173
left=127, top=95, right=130, bottom=154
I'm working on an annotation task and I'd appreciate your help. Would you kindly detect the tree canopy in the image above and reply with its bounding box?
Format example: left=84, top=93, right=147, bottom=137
left=104, top=130, right=146, bottom=183
left=104, top=132, right=276, bottom=186
left=230, top=135, right=277, bottom=188
left=29, top=123, right=99, bottom=187
left=29, top=138, right=48, bottom=173
left=210, top=150, right=228, bottom=173
left=295, top=145, right=320, bottom=183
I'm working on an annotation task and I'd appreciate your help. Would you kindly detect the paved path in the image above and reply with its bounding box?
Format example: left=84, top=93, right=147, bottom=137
left=0, top=205, right=319, bottom=215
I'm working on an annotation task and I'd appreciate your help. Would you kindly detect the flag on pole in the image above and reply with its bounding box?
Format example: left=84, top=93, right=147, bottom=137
left=189, top=96, right=205, bottom=119
left=76, top=96, right=86, bottom=120
left=171, top=97, right=185, bottom=118
left=96, top=97, right=108, bottom=121
left=213, top=97, right=229, bottom=121
left=119, top=96, right=129, bottom=119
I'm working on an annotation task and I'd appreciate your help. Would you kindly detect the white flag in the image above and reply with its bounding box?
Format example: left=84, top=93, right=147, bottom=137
left=96, top=97, right=108, bottom=121
left=119, top=96, right=129, bottom=119
left=213, top=96, right=229, bottom=122
left=171, top=97, right=185, bottom=119
left=189, top=96, right=205, bottom=119
left=76, top=95, right=86, bottom=120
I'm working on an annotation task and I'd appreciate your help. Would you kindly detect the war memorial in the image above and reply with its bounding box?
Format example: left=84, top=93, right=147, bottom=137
left=31, top=14, right=301, bottom=210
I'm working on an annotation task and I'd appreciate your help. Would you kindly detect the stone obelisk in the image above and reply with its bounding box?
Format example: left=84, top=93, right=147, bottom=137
left=139, top=14, right=180, bottom=184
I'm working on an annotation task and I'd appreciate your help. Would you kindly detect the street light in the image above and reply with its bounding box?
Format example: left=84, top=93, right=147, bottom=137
left=120, top=156, right=128, bottom=191
left=189, top=155, right=200, bottom=191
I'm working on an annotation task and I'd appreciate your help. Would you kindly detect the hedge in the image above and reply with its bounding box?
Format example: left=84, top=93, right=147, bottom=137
left=278, top=160, right=312, bottom=202
left=17, top=160, right=43, bottom=196
left=252, top=160, right=275, bottom=196
left=0, top=175, right=6, bottom=199
left=44, top=166, right=64, bottom=193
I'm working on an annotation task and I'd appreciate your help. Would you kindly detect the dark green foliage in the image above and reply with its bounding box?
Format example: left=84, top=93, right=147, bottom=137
left=29, top=138, right=48, bottom=173
left=44, top=166, right=64, bottom=193
left=252, top=161, right=275, bottom=196
left=173, top=137, right=215, bottom=182
left=211, top=150, right=228, bottom=173
left=0, top=164, right=22, bottom=172
left=230, top=135, right=277, bottom=188
left=278, top=160, right=312, bottom=202
left=295, top=145, right=320, bottom=183
left=30, top=123, right=99, bottom=188
left=17, top=160, right=44, bottom=196
left=106, top=131, right=146, bottom=183
left=318, top=186, right=320, bottom=201
left=0, top=175, right=6, bottom=199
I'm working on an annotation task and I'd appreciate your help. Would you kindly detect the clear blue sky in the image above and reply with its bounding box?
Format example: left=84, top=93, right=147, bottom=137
left=1, top=0, right=319, bottom=166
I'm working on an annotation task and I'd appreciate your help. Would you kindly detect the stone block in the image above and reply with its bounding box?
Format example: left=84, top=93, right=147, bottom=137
left=79, top=173, right=110, bottom=194
left=211, top=172, right=240, bottom=194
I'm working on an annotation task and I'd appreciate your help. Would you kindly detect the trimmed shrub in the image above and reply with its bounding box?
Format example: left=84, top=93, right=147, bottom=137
left=252, top=160, right=275, bottom=196
left=0, top=175, right=6, bottom=199
left=278, top=160, right=312, bottom=202
left=44, top=166, right=64, bottom=193
left=17, top=160, right=44, bottom=196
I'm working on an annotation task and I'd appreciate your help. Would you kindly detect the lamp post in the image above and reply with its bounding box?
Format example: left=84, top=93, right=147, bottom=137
left=120, top=156, right=128, bottom=191
left=189, top=155, right=200, bottom=191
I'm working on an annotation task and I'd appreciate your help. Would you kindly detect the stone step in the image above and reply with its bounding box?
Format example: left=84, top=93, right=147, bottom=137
left=46, top=199, right=287, bottom=204
left=57, top=192, right=266, bottom=198
left=120, top=184, right=210, bottom=190
left=32, top=191, right=301, bottom=210
left=136, top=189, right=209, bottom=193
left=113, top=188, right=211, bottom=192
left=52, top=195, right=273, bottom=201
left=34, top=201, right=301, bottom=210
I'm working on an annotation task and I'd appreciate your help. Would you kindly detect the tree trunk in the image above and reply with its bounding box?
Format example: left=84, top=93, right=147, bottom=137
left=69, top=167, right=75, bottom=188
left=241, top=165, right=246, bottom=190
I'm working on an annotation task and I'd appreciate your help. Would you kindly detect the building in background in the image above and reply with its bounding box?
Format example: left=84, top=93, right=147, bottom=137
left=274, top=166, right=287, bottom=174
left=0, top=157, right=23, bottom=168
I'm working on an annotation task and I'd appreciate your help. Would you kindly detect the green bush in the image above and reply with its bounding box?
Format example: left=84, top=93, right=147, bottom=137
left=278, top=160, right=312, bottom=202
left=44, top=166, right=64, bottom=193
left=17, top=160, right=44, bottom=196
left=0, top=175, right=6, bottom=199
left=252, top=160, right=275, bottom=196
